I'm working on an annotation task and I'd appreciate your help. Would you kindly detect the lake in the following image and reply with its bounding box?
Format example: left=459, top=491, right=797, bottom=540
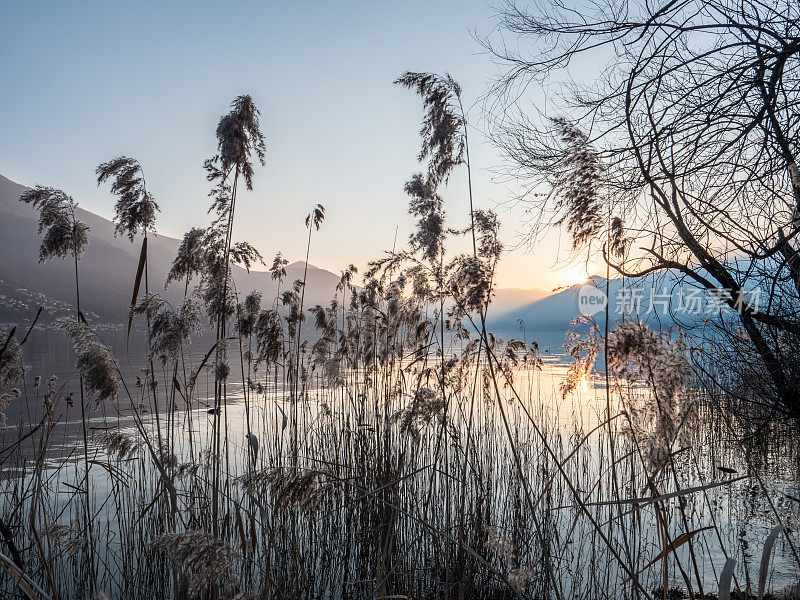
left=1, top=324, right=798, bottom=599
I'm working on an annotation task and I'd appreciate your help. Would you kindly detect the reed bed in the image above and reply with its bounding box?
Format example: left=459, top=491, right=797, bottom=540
left=1, top=323, right=798, bottom=599
left=1, top=84, right=798, bottom=600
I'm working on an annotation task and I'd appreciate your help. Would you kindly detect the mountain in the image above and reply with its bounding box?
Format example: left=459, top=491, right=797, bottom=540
left=488, top=280, right=600, bottom=331
left=487, top=274, right=736, bottom=331
left=0, top=173, right=342, bottom=323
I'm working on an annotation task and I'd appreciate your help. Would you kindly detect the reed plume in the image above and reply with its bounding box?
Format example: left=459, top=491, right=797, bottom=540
left=58, top=319, right=119, bottom=402
left=394, top=71, right=465, bottom=185
left=132, top=295, right=200, bottom=359
left=0, top=335, right=23, bottom=387
left=151, top=531, right=238, bottom=598
left=19, top=186, right=89, bottom=262
left=167, top=227, right=206, bottom=287
left=94, top=430, right=142, bottom=461
left=96, top=156, right=159, bottom=241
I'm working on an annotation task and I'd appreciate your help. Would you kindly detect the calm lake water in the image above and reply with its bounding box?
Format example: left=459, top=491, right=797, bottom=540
left=3, top=325, right=799, bottom=597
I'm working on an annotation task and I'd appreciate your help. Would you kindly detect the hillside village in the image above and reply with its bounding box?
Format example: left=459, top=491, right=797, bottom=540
left=0, top=279, right=106, bottom=328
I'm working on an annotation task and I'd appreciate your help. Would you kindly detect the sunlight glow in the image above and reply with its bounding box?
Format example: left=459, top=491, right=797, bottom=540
left=554, top=262, right=596, bottom=289
left=579, top=373, right=592, bottom=393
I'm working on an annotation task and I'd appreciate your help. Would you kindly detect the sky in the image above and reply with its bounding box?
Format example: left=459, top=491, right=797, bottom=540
left=0, top=1, right=599, bottom=291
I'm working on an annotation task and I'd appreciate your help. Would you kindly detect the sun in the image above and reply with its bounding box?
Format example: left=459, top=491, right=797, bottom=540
left=552, top=256, right=603, bottom=289
left=555, top=264, right=591, bottom=289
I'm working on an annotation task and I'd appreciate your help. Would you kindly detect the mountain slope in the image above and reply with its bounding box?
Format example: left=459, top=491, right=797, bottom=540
left=488, top=274, right=715, bottom=331
left=491, top=287, right=548, bottom=316
left=0, top=173, right=341, bottom=322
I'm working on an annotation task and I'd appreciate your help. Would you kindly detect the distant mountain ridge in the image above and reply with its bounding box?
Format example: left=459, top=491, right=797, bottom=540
left=0, top=173, right=341, bottom=322
left=487, top=273, right=745, bottom=331
left=0, top=173, right=547, bottom=325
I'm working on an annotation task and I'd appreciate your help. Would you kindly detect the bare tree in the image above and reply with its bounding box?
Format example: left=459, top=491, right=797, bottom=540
left=487, top=0, right=800, bottom=416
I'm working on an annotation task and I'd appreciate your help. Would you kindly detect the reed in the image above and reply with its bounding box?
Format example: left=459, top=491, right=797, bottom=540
left=0, top=85, right=797, bottom=600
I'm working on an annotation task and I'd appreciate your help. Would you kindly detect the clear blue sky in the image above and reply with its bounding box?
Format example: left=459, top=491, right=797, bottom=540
left=0, top=1, right=595, bottom=290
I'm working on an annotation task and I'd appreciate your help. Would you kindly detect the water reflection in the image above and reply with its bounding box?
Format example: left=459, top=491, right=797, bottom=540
left=2, top=326, right=799, bottom=597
